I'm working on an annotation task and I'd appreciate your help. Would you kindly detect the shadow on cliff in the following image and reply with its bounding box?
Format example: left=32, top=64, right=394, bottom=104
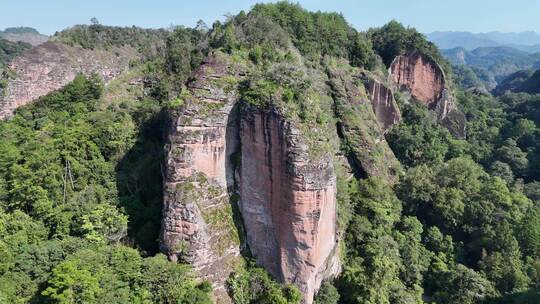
left=115, top=109, right=166, bottom=255
left=225, top=101, right=251, bottom=258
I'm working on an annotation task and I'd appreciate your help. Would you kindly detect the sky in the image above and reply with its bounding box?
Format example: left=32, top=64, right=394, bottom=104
left=1, top=0, right=539, bottom=35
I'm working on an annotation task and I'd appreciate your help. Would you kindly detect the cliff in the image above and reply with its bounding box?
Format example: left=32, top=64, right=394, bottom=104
left=161, top=50, right=346, bottom=303
left=239, top=105, right=340, bottom=303
left=327, top=64, right=402, bottom=181
left=161, top=53, right=244, bottom=302
left=360, top=72, right=401, bottom=132
left=390, top=53, right=466, bottom=138
left=0, top=41, right=137, bottom=119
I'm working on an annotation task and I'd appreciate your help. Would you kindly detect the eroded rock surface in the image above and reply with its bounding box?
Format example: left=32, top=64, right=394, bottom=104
left=390, top=53, right=445, bottom=105
left=390, top=53, right=466, bottom=138
left=161, top=54, right=244, bottom=302
left=239, top=106, right=340, bottom=304
left=360, top=73, right=401, bottom=132
left=0, top=41, right=136, bottom=119
left=162, top=52, right=341, bottom=303
left=328, top=67, right=402, bottom=181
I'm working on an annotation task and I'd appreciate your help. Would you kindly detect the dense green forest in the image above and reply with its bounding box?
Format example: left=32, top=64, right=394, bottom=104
left=1, top=2, right=540, bottom=304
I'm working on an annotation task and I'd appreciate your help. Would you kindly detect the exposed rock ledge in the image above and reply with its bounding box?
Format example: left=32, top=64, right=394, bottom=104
left=359, top=72, right=401, bottom=133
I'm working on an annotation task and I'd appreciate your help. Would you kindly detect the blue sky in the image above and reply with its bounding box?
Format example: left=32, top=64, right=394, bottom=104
left=2, top=0, right=539, bottom=35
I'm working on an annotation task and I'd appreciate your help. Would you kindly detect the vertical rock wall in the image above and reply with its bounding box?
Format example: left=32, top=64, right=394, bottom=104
left=390, top=53, right=445, bottom=105
left=239, top=107, right=340, bottom=304
left=161, top=54, right=243, bottom=302
left=360, top=74, right=401, bottom=132
left=390, top=53, right=466, bottom=138
left=328, top=67, right=402, bottom=181
left=162, top=53, right=341, bottom=303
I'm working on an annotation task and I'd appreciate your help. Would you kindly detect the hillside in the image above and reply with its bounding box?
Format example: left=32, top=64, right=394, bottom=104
left=494, top=68, right=540, bottom=95
left=0, top=38, right=31, bottom=68
left=1, top=2, right=540, bottom=304
left=442, top=46, right=540, bottom=90
left=0, top=27, right=48, bottom=46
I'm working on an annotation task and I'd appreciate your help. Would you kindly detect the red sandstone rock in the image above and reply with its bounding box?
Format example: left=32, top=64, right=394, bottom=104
left=327, top=66, right=402, bottom=181
left=361, top=74, right=401, bottom=132
left=390, top=53, right=445, bottom=105
left=239, top=107, right=340, bottom=304
left=161, top=54, right=244, bottom=303
left=390, top=53, right=466, bottom=138
left=162, top=52, right=340, bottom=303
left=0, top=41, right=137, bottom=119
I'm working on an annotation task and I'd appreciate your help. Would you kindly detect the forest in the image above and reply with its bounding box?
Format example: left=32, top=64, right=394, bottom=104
left=1, top=2, right=540, bottom=304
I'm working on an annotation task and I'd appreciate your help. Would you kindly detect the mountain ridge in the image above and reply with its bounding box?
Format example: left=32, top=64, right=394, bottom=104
left=427, top=30, right=540, bottom=52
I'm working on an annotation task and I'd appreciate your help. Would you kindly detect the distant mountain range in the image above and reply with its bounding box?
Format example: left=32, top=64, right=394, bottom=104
left=441, top=46, right=540, bottom=90
left=0, top=27, right=48, bottom=46
left=442, top=46, right=540, bottom=70
left=427, top=31, right=540, bottom=53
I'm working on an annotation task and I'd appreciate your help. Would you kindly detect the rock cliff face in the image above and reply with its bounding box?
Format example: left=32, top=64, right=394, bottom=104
left=0, top=41, right=136, bottom=119
left=390, top=53, right=445, bottom=105
left=161, top=53, right=243, bottom=302
left=390, top=53, right=466, bottom=138
left=360, top=73, right=401, bottom=132
left=239, top=106, right=340, bottom=304
left=328, top=67, right=402, bottom=181
left=161, top=52, right=341, bottom=303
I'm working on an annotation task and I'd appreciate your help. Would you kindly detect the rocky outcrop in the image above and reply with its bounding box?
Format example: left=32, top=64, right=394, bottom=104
left=390, top=53, right=445, bottom=106
left=390, top=53, right=466, bottom=138
left=359, top=73, right=401, bottom=132
left=328, top=67, right=402, bottom=181
left=0, top=41, right=137, bottom=119
left=161, top=53, right=244, bottom=302
left=239, top=106, right=340, bottom=304
left=161, top=52, right=341, bottom=303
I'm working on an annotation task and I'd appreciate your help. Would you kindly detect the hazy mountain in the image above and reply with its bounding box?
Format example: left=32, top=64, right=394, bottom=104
left=441, top=46, right=540, bottom=90
left=483, top=31, right=540, bottom=45
left=0, top=27, right=48, bottom=46
left=492, top=69, right=540, bottom=95
left=427, top=31, right=500, bottom=50
left=507, top=43, right=540, bottom=53
left=427, top=31, right=540, bottom=52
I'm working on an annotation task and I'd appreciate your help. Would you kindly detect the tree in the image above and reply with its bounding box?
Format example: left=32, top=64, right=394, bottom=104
left=81, top=204, right=128, bottom=244
left=518, top=208, right=540, bottom=258
left=42, top=260, right=102, bottom=304
left=432, top=264, right=496, bottom=304
left=227, top=265, right=301, bottom=304
left=314, top=282, right=339, bottom=304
